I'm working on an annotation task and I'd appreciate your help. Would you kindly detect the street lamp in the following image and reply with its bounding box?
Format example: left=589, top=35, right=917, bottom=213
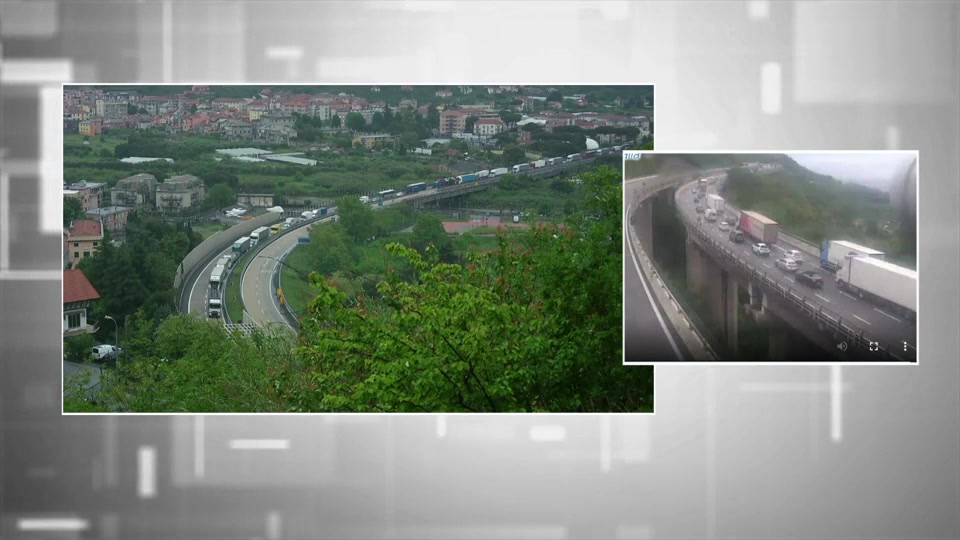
left=103, top=315, right=118, bottom=362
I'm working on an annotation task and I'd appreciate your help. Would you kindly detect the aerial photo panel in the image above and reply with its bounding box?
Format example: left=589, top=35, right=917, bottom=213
left=62, top=84, right=655, bottom=413
left=623, top=150, right=917, bottom=364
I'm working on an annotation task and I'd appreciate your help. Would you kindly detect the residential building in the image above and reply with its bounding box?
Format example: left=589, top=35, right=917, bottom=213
left=63, top=269, right=101, bottom=337
left=66, top=219, right=103, bottom=266
left=85, top=206, right=132, bottom=236
left=435, top=89, right=453, bottom=98
left=221, top=120, right=253, bottom=140
left=257, top=124, right=297, bottom=144
left=65, top=180, right=108, bottom=211
left=156, top=174, right=205, bottom=212
left=399, top=98, right=418, bottom=110
left=79, top=118, right=103, bottom=136
left=96, top=98, right=128, bottom=119
left=473, top=118, right=505, bottom=137
left=352, top=134, right=396, bottom=149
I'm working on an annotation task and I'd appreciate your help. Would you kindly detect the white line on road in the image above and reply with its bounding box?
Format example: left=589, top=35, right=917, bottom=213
left=763, top=263, right=772, bottom=268
left=229, top=439, right=291, bottom=450
left=852, top=314, right=872, bottom=326
left=815, top=293, right=830, bottom=303
left=874, top=307, right=902, bottom=322
left=840, top=291, right=857, bottom=301
left=784, top=277, right=795, bottom=283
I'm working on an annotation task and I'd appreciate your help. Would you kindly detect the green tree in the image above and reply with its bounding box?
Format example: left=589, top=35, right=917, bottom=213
left=305, top=223, right=356, bottom=276
left=335, top=195, right=377, bottom=244
left=330, top=114, right=342, bottom=129
left=207, top=183, right=236, bottom=212
left=345, top=112, right=366, bottom=132
left=410, top=213, right=454, bottom=261
left=64, top=196, right=86, bottom=227
left=502, top=145, right=527, bottom=166
left=190, top=103, right=198, bottom=114
left=465, top=115, right=479, bottom=134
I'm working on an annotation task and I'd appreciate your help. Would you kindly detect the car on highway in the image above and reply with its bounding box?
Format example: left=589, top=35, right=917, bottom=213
left=696, top=205, right=705, bottom=213
left=783, top=249, right=804, bottom=264
left=729, top=229, right=745, bottom=243
left=776, top=257, right=799, bottom=272
left=796, top=270, right=824, bottom=288
left=718, top=221, right=730, bottom=231
left=752, top=242, right=771, bottom=256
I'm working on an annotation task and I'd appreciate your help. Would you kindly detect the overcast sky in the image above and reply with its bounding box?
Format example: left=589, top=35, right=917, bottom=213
left=786, top=152, right=917, bottom=192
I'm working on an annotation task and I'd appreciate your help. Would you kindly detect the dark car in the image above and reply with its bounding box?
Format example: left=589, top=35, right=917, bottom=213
left=797, top=270, right=824, bottom=288
left=729, top=229, right=744, bottom=243
left=696, top=205, right=705, bottom=213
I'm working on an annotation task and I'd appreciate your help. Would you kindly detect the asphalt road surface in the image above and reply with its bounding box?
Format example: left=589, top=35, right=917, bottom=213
left=622, top=176, right=691, bottom=362
left=677, top=178, right=917, bottom=358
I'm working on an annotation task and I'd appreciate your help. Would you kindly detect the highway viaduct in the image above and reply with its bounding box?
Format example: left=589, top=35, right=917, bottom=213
left=625, top=166, right=916, bottom=363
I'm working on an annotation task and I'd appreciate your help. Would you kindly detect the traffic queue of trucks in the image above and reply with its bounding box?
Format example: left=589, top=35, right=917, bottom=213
left=431, top=146, right=624, bottom=189
left=249, top=226, right=270, bottom=247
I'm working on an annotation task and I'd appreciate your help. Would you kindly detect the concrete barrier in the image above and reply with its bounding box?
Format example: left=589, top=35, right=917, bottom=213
left=174, top=212, right=283, bottom=292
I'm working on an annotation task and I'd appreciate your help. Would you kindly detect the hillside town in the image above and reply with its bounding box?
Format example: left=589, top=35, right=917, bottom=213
left=63, top=85, right=651, bottom=147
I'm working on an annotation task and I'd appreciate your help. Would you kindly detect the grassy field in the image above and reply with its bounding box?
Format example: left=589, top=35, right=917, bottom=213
left=278, top=246, right=316, bottom=318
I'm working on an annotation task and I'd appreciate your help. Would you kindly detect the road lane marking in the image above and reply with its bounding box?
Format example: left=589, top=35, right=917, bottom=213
left=852, top=314, right=871, bottom=326
left=228, top=439, right=290, bottom=450
left=784, top=276, right=795, bottom=282
left=840, top=291, right=857, bottom=301
left=815, top=293, right=830, bottom=303
left=874, top=307, right=902, bottom=322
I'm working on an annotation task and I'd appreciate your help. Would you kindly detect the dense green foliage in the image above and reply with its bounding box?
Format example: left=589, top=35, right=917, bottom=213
left=76, top=214, right=202, bottom=334
left=66, top=165, right=651, bottom=413
left=722, top=166, right=910, bottom=262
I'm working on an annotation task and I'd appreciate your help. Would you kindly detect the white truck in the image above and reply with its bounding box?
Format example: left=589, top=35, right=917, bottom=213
left=359, top=195, right=370, bottom=204
left=216, top=255, right=234, bottom=269
left=532, top=159, right=546, bottom=168
left=819, top=240, right=885, bottom=273
left=250, top=226, right=270, bottom=246
left=209, top=264, right=226, bottom=288
left=207, top=286, right=222, bottom=318
left=837, top=256, right=917, bottom=321
left=706, top=194, right=725, bottom=213
left=490, top=167, right=508, bottom=177
left=477, top=170, right=490, bottom=179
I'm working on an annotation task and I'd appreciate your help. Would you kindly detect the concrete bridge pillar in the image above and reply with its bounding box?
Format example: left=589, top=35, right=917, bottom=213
left=726, top=276, right=739, bottom=353
left=686, top=235, right=706, bottom=295
left=749, top=282, right=764, bottom=314
left=768, top=320, right=789, bottom=361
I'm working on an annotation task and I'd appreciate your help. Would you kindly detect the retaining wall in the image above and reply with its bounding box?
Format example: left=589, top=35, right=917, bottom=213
left=174, top=212, right=283, bottom=291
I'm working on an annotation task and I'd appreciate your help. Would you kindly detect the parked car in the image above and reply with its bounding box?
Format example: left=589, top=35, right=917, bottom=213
left=797, top=270, right=824, bottom=288
left=752, top=242, right=771, bottom=256
left=718, top=221, right=730, bottom=231
left=92, top=344, right=122, bottom=361
left=783, top=249, right=804, bottom=264
left=695, top=205, right=705, bottom=213
left=776, top=257, right=799, bottom=272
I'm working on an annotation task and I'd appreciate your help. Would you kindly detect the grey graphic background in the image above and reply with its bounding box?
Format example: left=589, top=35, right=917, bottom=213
left=1, top=1, right=958, bottom=538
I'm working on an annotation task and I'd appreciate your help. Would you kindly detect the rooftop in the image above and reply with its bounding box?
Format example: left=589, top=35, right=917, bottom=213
left=63, top=269, right=101, bottom=304
left=215, top=147, right=273, bottom=157
left=69, top=219, right=103, bottom=238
